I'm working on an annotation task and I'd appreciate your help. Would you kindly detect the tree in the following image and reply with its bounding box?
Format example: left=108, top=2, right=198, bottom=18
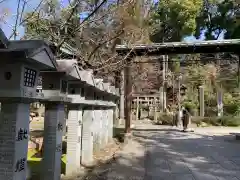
left=150, top=0, right=203, bottom=42
left=195, top=0, right=239, bottom=40
left=23, top=0, right=116, bottom=61
left=22, top=0, right=154, bottom=77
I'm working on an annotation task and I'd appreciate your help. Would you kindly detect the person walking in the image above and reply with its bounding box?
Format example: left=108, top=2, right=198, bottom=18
left=172, top=106, right=183, bottom=127
left=182, top=106, right=194, bottom=132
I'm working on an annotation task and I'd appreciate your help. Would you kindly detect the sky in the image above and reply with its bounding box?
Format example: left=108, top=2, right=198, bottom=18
left=0, top=0, right=41, bottom=39
left=0, top=0, right=224, bottom=41
left=0, top=0, right=78, bottom=39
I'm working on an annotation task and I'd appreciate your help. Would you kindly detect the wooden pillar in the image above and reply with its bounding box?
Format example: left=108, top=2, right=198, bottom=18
left=124, top=60, right=132, bottom=133
left=114, top=71, right=120, bottom=125
left=119, top=70, right=125, bottom=120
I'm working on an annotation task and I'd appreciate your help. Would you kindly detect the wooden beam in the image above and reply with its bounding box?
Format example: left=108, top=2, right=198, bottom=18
left=116, top=39, right=240, bottom=56
left=124, top=60, right=132, bottom=133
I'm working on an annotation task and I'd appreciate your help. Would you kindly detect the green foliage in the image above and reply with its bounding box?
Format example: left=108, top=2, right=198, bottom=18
left=27, top=149, right=66, bottom=179
left=223, top=92, right=234, bottom=104
left=181, top=61, right=240, bottom=118
left=150, top=0, right=203, bottom=42
left=221, top=92, right=240, bottom=116
left=185, top=64, right=206, bottom=89
left=182, top=101, right=198, bottom=114
left=195, top=0, right=239, bottom=40
left=224, top=101, right=240, bottom=116
left=219, top=116, right=240, bottom=127
left=171, top=56, right=181, bottom=73
left=194, top=116, right=240, bottom=127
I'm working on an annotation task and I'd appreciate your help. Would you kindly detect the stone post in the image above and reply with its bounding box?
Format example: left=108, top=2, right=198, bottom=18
left=154, top=97, right=157, bottom=121
left=0, top=102, right=30, bottom=180
left=66, top=106, right=82, bottom=175
left=136, top=97, right=139, bottom=120
left=93, top=109, right=101, bottom=152
left=108, top=108, right=114, bottom=142
left=113, top=105, right=119, bottom=126
left=199, top=86, right=205, bottom=117
left=159, top=86, right=164, bottom=112
left=217, top=90, right=223, bottom=117
left=103, top=109, right=109, bottom=146
left=81, top=108, right=94, bottom=166
left=98, top=109, right=104, bottom=149
left=92, top=108, right=102, bottom=153
left=42, top=102, right=65, bottom=180
left=162, top=55, right=166, bottom=111
left=40, top=59, right=81, bottom=180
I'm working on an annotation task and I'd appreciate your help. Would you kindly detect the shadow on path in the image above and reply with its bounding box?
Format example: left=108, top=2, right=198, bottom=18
left=133, top=127, right=240, bottom=180
left=66, top=125, right=240, bottom=180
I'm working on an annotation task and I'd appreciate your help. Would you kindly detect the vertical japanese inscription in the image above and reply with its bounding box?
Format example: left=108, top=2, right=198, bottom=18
left=57, top=122, right=63, bottom=131
left=56, top=144, right=62, bottom=152
left=16, top=128, right=28, bottom=141
left=15, top=158, right=26, bottom=172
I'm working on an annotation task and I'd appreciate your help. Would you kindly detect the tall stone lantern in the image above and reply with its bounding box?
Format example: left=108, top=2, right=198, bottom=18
left=0, top=32, right=57, bottom=180
left=40, top=59, right=80, bottom=180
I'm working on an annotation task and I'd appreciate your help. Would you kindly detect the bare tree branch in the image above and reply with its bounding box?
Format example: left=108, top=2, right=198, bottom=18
left=88, top=29, right=124, bottom=61
left=13, top=0, right=21, bottom=39
left=19, top=0, right=27, bottom=22
left=56, top=0, right=108, bottom=48
left=9, top=0, right=45, bottom=39
left=0, top=0, right=7, bottom=4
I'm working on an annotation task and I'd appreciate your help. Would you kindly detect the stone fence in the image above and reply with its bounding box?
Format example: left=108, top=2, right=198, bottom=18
left=0, top=29, right=119, bottom=180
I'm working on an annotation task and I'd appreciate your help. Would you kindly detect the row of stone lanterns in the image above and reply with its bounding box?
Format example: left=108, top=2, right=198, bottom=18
left=0, top=29, right=119, bottom=180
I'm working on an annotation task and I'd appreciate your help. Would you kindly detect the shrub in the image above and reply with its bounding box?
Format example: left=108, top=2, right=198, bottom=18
left=154, top=113, right=173, bottom=125
left=183, top=101, right=196, bottom=109
left=193, top=116, right=240, bottom=127
left=224, top=101, right=240, bottom=116
left=182, top=100, right=200, bottom=116
left=223, top=92, right=234, bottom=105
left=218, top=116, right=240, bottom=127
left=205, top=107, right=217, bottom=117
left=193, top=116, right=221, bottom=127
left=148, top=115, right=154, bottom=120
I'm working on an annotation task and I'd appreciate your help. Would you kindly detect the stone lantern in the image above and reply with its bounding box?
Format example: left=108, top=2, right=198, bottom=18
left=57, top=60, right=85, bottom=175
left=40, top=59, right=80, bottom=180
left=0, top=30, right=57, bottom=180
